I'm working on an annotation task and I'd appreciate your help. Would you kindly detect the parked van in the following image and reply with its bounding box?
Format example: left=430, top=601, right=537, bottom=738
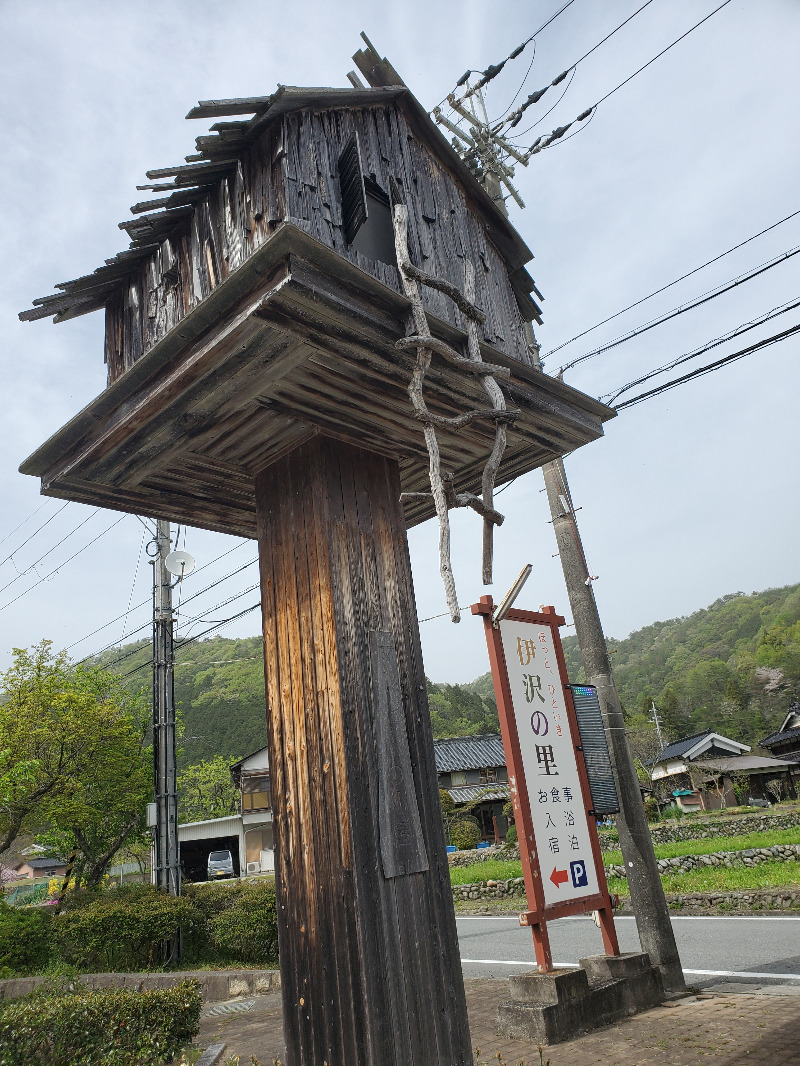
left=207, top=849, right=235, bottom=880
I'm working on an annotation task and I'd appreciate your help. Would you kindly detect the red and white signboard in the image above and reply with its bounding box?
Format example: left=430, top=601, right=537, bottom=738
left=499, top=618, right=600, bottom=906
left=473, top=597, right=619, bottom=972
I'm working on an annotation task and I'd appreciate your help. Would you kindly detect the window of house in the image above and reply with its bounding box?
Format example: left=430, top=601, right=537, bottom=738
left=242, top=774, right=271, bottom=811
left=450, top=771, right=467, bottom=787
left=480, top=767, right=498, bottom=784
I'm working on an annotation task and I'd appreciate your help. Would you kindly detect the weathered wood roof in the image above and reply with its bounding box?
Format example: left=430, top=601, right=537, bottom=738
left=20, top=79, right=536, bottom=327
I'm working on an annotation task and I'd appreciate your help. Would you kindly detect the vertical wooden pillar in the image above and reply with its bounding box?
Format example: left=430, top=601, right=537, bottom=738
left=255, top=435, right=472, bottom=1066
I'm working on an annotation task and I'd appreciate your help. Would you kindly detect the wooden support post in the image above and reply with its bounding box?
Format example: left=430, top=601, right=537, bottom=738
left=255, top=436, right=472, bottom=1066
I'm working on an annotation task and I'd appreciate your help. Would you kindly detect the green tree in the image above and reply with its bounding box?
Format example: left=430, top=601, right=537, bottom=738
left=0, top=641, right=149, bottom=885
left=178, top=754, right=240, bottom=822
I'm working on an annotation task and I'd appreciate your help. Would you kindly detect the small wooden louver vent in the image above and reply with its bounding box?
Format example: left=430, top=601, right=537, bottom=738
left=338, top=134, right=368, bottom=245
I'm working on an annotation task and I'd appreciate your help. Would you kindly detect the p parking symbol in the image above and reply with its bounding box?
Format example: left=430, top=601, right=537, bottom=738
left=570, top=860, right=588, bottom=888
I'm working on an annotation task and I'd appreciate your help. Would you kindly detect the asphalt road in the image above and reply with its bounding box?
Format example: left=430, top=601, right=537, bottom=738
left=456, top=914, right=800, bottom=985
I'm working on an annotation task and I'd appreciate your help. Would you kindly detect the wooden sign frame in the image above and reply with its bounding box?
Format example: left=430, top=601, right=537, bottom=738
left=473, top=596, right=620, bottom=972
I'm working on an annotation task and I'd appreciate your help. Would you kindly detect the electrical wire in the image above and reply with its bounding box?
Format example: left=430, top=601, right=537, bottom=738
left=0, top=508, right=100, bottom=598
left=0, top=501, right=70, bottom=568
left=88, top=559, right=259, bottom=668
left=515, top=0, right=734, bottom=160
left=117, top=602, right=263, bottom=679
left=120, top=528, right=147, bottom=642
left=501, top=0, right=656, bottom=134
left=0, top=500, right=52, bottom=548
left=560, top=242, right=800, bottom=372
left=70, top=538, right=252, bottom=655
left=602, top=297, right=800, bottom=403
left=0, top=514, right=127, bottom=614
left=432, top=0, right=577, bottom=112
left=488, top=43, right=536, bottom=125
left=504, top=69, right=576, bottom=141
left=544, top=208, right=800, bottom=359
left=614, top=322, right=800, bottom=410
left=175, top=582, right=260, bottom=639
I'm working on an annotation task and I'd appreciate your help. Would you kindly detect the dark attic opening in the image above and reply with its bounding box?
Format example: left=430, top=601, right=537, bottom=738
left=337, top=132, right=397, bottom=266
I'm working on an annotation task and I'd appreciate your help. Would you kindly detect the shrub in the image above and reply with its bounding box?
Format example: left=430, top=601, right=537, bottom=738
left=0, top=979, right=201, bottom=1066
left=0, top=901, right=52, bottom=974
left=504, top=825, right=518, bottom=846
left=53, top=890, right=201, bottom=972
left=449, top=817, right=481, bottom=851
left=205, top=882, right=279, bottom=964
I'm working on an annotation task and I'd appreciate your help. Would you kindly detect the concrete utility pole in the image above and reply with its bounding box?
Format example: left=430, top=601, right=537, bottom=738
left=152, top=519, right=180, bottom=899
left=528, top=328, right=684, bottom=992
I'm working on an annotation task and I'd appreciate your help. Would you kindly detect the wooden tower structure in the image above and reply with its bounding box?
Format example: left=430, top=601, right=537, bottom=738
left=20, top=39, right=613, bottom=1066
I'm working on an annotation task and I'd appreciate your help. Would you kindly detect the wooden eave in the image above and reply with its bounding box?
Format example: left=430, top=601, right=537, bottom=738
left=21, top=222, right=612, bottom=537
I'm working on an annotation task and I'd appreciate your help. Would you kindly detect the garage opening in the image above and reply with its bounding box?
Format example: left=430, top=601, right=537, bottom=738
left=180, top=835, right=240, bottom=882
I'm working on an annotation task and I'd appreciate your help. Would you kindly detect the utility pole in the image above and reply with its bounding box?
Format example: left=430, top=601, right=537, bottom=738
left=439, top=71, right=684, bottom=992
left=152, top=519, right=180, bottom=901
left=527, top=328, right=684, bottom=992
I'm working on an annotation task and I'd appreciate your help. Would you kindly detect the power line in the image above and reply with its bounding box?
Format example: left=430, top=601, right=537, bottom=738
left=120, top=528, right=147, bottom=642
left=0, top=508, right=100, bottom=598
left=510, top=0, right=734, bottom=160
left=614, top=322, right=800, bottom=410
left=438, top=0, right=577, bottom=110
left=117, top=602, right=263, bottom=679
left=501, top=0, right=656, bottom=133
left=560, top=242, right=800, bottom=372
left=603, top=297, right=800, bottom=403
left=69, top=537, right=252, bottom=655
left=0, top=500, right=52, bottom=548
left=543, top=208, right=800, bottom=359
left=0, top=501, right=70, bottom=568
left=0, top=514, right=127, bottom=614
left=88, top=559, right=258, bottom=668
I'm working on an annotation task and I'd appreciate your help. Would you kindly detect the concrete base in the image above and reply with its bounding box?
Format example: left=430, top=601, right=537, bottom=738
left=497, top=952, right=665, bottom=1045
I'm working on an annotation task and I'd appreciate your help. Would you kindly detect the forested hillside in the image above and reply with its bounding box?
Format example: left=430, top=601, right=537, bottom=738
left=560, top=583, right=800, bottom=747
left=96, top=583, right=799, bottom=764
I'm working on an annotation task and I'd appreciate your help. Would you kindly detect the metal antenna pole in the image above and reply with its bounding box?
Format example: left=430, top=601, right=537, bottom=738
left=152, top=519, right=180, bottom=902
left=650, top=701, right=665, bottom=750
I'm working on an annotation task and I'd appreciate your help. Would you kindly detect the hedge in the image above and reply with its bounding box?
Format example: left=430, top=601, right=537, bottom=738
left=184, top=880, right=279, bottom=965
left=53, top=893, right=201, bottom=973
left=0, top=901, right=52, bottom=976
left=0, top=979, right=202, bottom=1066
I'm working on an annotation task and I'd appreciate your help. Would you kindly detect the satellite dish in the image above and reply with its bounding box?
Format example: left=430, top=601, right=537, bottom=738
left=165, top=550, right=195, bottom=578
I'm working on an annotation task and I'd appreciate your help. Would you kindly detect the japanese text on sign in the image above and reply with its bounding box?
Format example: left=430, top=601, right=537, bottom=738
left=499, top=619, right=600, bottom=905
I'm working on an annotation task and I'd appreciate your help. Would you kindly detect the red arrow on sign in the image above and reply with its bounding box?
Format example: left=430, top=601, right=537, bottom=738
left=550, top=866, right=569, bottom=888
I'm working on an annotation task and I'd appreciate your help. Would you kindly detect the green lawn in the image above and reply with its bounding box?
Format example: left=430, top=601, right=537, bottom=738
left=450, top=858, right=523, bottom=885
left=449, top=825, right=799, bottom=888
left=607, top=859, right=800, bottom=898
left=602, top=826, right=800, bottom=866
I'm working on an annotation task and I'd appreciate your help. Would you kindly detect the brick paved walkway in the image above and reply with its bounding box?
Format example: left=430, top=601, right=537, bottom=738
left=195, top=980, right=799, bottom=1065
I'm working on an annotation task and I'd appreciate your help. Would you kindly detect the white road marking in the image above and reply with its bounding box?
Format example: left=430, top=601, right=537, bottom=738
left=461, top=959, right=800, bottom=980
left=456, top=914, right=800, bottom=922
left=683, top=968, right=800, bottom=980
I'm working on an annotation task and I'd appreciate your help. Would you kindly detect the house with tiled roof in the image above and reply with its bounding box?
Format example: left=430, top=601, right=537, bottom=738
left=433, top=734, right=510, bottom=841
left=649, top=728, right=796, bottom=809
left=760, top=702, right=800, bottom=764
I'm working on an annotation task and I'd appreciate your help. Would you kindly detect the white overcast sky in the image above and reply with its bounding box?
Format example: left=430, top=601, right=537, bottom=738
left=1, top=0, right=798, bottom=684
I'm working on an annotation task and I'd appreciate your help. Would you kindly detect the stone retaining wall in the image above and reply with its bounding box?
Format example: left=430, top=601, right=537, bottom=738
left=452, top=877, right=526, bottom=902
left=452, top=842, right=800, bottom=901
left=599, top=810, right=800, bottom=850
left=606, top=842, right=800, bottom=879
left=625, top=888, right=800, bottom=913
left=0, top=967, right=281, bottom=1003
